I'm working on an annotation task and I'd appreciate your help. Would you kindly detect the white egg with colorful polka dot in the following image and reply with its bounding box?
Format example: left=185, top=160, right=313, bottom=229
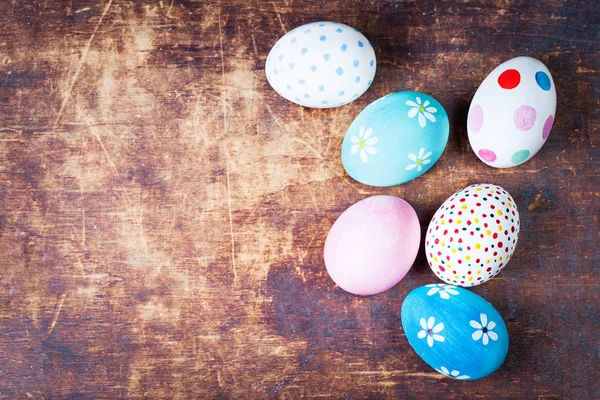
left=425, top=184, right=520, bottom=287
left=265, top=21, right=376, bottom=108
left=467, top=56, right=556, bottom=168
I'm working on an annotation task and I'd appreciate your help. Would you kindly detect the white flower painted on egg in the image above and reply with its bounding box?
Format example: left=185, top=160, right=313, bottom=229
left=406, top=96, right=437, bottom=128
left=435, top=366, right=470, bottom=380
left=350, top=126, right=378, bottom=163
left=425, top=283, right=459, bottom=300
left=470, top=313, right=498, bottom=345
left=406, top=147, right=432, bottom=172
left=417, top=316, right=445, bottom=347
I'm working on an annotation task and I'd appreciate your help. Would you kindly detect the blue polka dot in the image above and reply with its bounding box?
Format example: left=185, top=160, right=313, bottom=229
left=318, top=85, right=324, bottom=91
left=274, top=69, right=278, bottom=76
left=535, top=71, right=551, bottom=91
left=278, top=54, right=283, bottom=61
left=352, top=93, right=358, bottom=98
left=358, top=41, right=364, bottom=47
left=355, top=76, right=360, bottom=83
left=291, top=38, right=297, bottom=44
left=339, top=91, right=345, bottom=96
left=275, top=43, right=280, bottom=49
left=304, top=94, right=310, bottom=98
left=370, top=60, right=374, bottom=67
left=336, top=28, right=342, bottom=33
left=336, top=67, right=343, bottom=75
left=299, top=79, right=306, bottom=85
left=294, top=97, right=300, bottom=101
left=286, top=84, right=292, bottom=89
left=304, top=29, right=311, bottom=33
left=289, top=63, right=295, bottom=69
left=323, top=54, right=331, bottom=61
left=367, top=79, right=372, bottom=85
left=322, top=100, right=328, bottom=104
left=341, top=44, right=347, bottom=51
left=301, top=48, right=308, bottom=55
left=310, top=65, right=317, bottom=72
left=320, top=35, right=326, bottom=41
left=319, top=23, right=325, bottom=27
left=353, top=60, right=359, bottom=67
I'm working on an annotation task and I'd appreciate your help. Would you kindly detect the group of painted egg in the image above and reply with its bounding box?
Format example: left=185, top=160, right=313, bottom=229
left=266, top=21, right=557, bottom=381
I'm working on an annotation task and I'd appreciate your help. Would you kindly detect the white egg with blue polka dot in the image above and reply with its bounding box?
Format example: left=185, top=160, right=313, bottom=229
left=265, top=21, right=377, bottom=108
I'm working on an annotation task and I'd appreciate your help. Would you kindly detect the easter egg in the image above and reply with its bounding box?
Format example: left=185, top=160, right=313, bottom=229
left=265, top=21, right=376, bottom=108
left=467, top=56, right=557, bottom=168
left=401, top=284, right=509, bottom=380
left=324, top=195, right=420, bottom=295
left=425, top=184, right=520, bottom=287
left=341, top=92, right=450, bottom=187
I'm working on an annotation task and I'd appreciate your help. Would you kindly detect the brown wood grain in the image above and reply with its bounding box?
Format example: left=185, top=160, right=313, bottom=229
left=0, top=0, right=598, bottom=398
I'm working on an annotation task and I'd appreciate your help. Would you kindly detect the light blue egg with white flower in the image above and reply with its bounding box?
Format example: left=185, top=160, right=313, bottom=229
left=341, top=92, right=449, bottom=187
left=401, top=284, right=509, bottom=380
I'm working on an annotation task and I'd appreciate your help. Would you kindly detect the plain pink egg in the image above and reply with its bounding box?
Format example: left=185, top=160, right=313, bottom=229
left=324, top=195, right=421, bottom=295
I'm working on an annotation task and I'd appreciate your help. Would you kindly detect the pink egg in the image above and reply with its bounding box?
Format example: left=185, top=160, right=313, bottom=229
left=324, top=195, right=420, bottom=295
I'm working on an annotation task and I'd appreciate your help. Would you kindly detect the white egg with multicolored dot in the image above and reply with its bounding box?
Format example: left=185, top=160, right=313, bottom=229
left=425, top=184, right=520, bottom=287
left=265, top=21, right=376, bottom=108
left=467, top=56, right=556, bottom=167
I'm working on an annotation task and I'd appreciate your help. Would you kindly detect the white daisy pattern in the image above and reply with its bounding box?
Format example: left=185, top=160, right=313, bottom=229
left=425, top=284, right=459, bottom=300
left=435, top=366, right=470, bottom=380
left=406, top=96, right=437, bottom=128
left=405, top=147, right=432, bottom=172
left=470, top=313, right=499, bottom=345
left=417, top=316, right=445, bottom=347
left=350, top=126, right=378, bottom=163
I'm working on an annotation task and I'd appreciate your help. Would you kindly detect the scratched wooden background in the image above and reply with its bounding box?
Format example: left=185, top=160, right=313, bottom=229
left=0, top=0, right=598, bottom=398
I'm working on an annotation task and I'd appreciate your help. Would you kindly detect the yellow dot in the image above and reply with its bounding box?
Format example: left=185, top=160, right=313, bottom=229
left=486, top=259, right=490, bottom=264
left=434, top=257, right=438, bottom=262
left=447, top=264, right=452, bottom=269
left=474, top=218, right=479, bottom=223
left=457, top=219, right=462, bottom=224
left=476, top=188, right=482, bottom=191
left=452, top=248, right=457, bottom=253
left=441, top=220, right=445, bottom=225
left=475, top=243, right=481, bottom=249
left=465, top=255, right=471, bottom=260
left=497, top=210, right=503, bottom=216
left=468, top=276, right=473, bottom=281
left=499, top=256, right=503, bottom=260
left=486, top=230, right=491, bottom=236
left=461, top=204, right=468, bottom=210
left=441, top=242, right=446, bottom=247
left=498, top=225, right=503, bottom=232
left=454, top=275, right=459, bottom=279
left=477, top=270, right=481, bottom=274
left=359, top=140, right=365, bottom=147
left=417, top=159, right=422, bottom=164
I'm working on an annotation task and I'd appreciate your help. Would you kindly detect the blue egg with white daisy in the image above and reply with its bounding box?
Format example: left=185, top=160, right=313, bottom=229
left=341, top=92, right=449, bottom=187
left=401, top=284, right=509, bottom=381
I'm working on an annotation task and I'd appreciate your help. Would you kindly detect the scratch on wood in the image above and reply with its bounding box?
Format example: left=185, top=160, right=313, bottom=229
left=46, top=292, right=67, bottom=336
left=226, top=165, right=237, bottom=283
left=272, top=2, right=287, bottom=33
left=53, top=0, right=113, bottom=129
left=218, top=8, right=228, bottom=132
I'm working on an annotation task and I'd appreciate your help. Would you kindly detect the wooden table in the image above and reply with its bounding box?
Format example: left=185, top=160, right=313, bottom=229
left=1, top=1, right=598, bottom=398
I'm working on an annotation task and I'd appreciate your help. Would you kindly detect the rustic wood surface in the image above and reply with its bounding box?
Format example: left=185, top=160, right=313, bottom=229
left=0, top=0, right=598, bottom=398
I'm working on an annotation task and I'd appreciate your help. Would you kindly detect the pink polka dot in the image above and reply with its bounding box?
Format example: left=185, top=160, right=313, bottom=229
left=469, top=105, right=484, bottom=133
left=513, top=105, right=537, bottom=131
left=478, top=149, right=497, bottom=162
left=542, top=115, right=554, bottom=140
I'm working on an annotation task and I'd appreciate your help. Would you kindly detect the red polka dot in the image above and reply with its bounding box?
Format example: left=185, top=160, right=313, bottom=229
left=498, top=69, right=521, bottom=89
left=435, top=238, right=440, bottom=244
